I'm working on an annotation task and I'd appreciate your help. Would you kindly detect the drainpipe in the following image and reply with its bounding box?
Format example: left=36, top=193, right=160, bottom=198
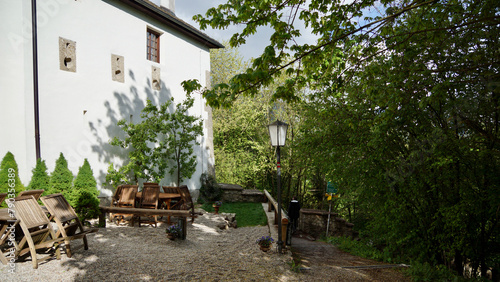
left=32, top=0, right=41, bottom=160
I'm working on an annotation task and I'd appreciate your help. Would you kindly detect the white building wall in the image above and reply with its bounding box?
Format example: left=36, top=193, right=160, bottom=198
left=0, top=0, right=36, bottom=185
left=0, top=0, right=214, bottom=196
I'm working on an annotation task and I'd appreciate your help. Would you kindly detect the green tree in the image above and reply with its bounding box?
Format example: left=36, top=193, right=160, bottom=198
left=109, top=96, right=203, bottom=186
left=146, top=96, right=203, bottom=186
left=48, top=153, right=74, bottom=202
left=191, top=0, right=500, bottom=278
left=109, top=115, right=155, bottom=184
left=209, top=43, right=301, bottom=191
left=0, top=151, right=25, bottom=195
left=27, top=158, right=50, bottom=191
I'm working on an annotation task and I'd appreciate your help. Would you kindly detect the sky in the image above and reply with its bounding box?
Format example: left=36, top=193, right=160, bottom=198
left=174, top=0, right=273, bottom=61
left=173, top=1, right=384, bottom=62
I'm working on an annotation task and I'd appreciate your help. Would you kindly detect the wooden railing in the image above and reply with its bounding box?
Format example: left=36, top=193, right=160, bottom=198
left=263, top=190, right=288, bottom=247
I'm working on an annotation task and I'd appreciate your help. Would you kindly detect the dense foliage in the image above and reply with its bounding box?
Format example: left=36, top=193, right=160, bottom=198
left=107, top=96, right=203, bottom=186
left=27, top=158, right=50, bottom=191
left=73, top=159, right=99, bottom=197
left=47, top=153, right=74, bottom=201
left=0, top=152, right=25, bottom=207
left=190, top=0, right=500, bottom=279
left=73, top=190, right=101, bottom=225
left=72, top=158, right=100, bottom=216
left=209, top=43, right=302, bottom=193
left=198, top=173, right=222, bottom=203
left=0, top=151, right=25, bottom=195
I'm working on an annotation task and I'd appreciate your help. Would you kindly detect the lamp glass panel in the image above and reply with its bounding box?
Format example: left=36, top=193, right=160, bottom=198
left=268, top=122, right=288, bottom=146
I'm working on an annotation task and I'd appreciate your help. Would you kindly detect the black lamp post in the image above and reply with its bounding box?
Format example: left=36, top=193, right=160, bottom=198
left=268, top=120, right=288, bottom=254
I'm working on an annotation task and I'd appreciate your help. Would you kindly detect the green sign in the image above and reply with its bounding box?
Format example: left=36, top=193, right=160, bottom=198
left=327, top=181, right=338, bottom=194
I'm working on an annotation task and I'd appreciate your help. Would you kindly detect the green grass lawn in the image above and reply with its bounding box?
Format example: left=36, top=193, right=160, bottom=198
left=201, top=202, right=268, bottom=227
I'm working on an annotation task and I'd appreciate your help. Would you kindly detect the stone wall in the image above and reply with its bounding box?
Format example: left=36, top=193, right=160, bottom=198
left=219, top=183, right=265, bottom=203
left=299, top=208, right=358, bottom=239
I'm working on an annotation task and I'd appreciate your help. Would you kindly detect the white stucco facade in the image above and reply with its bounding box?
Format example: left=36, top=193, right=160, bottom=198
left=0, top=0, right=220, bottom=196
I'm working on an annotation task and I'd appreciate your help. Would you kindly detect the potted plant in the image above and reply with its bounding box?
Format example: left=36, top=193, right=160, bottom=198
left=165, top=224, right=181, bottom=240
left=212, top=201, right=222, bottom=214
left=256, top=236, right=274, bottom=252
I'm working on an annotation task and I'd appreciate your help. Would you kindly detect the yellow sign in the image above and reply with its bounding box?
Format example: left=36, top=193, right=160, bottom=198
left=325, top=193, right=339, bottom=201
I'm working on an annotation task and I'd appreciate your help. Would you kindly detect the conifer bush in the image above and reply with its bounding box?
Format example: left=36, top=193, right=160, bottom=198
left=74, top=159, right=99, bottom=197
left=48, top=153, right=74, bottom=203
left=198, top=173, right=222, bottom=204
left=73, top=190, right=100, bottom=225
left=27, top=158, right=50, bottom=192
left=72, top=159, right=101, bottom=224
left=0, top=152, right=25, bottom=197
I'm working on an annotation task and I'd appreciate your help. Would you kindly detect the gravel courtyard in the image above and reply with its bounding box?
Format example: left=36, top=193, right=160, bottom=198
left=1, top=210, right=299, bottom=281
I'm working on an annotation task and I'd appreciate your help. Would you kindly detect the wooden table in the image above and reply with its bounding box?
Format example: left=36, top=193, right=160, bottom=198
left=135, top=192, right=181, bottom=210
left=98, top=206, right=189, bottom=239
left=135, top=192, right=182, bottom=224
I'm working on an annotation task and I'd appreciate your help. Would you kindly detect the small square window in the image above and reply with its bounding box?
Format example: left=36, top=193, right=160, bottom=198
left=147, top=29, right=160, bottom=63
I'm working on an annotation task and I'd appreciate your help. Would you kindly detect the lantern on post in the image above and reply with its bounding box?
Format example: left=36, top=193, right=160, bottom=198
left=268, top=120, right=288, bottom=254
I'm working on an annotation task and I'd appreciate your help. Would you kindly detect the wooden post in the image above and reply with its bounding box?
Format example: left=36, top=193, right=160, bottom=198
left=178, top=217, right=187, bottom=240
left=99, top=211, right=106, bottom=227
left=281, top=218, right=288, bottom=249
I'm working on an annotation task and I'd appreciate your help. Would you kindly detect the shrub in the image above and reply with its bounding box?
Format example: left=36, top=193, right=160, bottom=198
left=199, top=173, right=222, bottom=204
left=73, top=190, right=100, bottom=226
left=0, top=151, right=25, bottom=196
left=404, top=262, right=457, bottom=281
left=48, top=153, right=74, bottom=202
left=73, top=159, right=99, bottom=203
left=27, top=158, right=50, bottom=191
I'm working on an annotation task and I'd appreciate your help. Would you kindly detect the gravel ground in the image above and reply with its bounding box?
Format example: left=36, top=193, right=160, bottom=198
left=1, top=210, right=300, bottom=281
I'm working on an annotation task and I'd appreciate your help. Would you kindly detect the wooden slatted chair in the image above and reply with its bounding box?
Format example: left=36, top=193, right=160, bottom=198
left=0, top=222, right=14, bottom=266
left=178, top=185, right=196, bottom=222
left=13, top=195, right=64, bottom=269
left=110, top=185, right=138, bottom=222
left=137, top=185, right=160, bottom=227
left=18, top=189, right=45, bottom=201
left=1, top=196, right=14, bottom=266
left=40, top=193, right=98, bottom=258
left=112, top=185, right=138, bottom=225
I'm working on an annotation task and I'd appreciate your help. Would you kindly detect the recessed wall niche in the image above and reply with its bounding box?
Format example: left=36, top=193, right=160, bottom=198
left=152, top=66, right=161, bottom=90
left=111, top=54, right=124, bottom=83
left=59, top=37, right=76, bottom=72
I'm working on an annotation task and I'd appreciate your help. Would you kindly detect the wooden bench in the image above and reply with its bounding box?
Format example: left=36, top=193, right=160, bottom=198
left=98, top=206, right=190, bottom=239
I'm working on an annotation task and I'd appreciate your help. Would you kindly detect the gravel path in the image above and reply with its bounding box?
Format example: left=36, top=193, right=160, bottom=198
left=1, top=210, right=299, bottom=281
left=291, top=235, right=410, bottom=281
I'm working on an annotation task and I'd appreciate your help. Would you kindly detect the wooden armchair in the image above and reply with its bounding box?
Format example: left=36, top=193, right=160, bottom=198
left=18, top=189, right=44, bottom=201
left=111, top=185, right=138, bottom=224
left=40, top=193, right=98, bottom=258
left=13, top=195, right=64, bottom=269
left=137, top=185, right=160, bottom=227
left=178, top=185, right=196, bottom=222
